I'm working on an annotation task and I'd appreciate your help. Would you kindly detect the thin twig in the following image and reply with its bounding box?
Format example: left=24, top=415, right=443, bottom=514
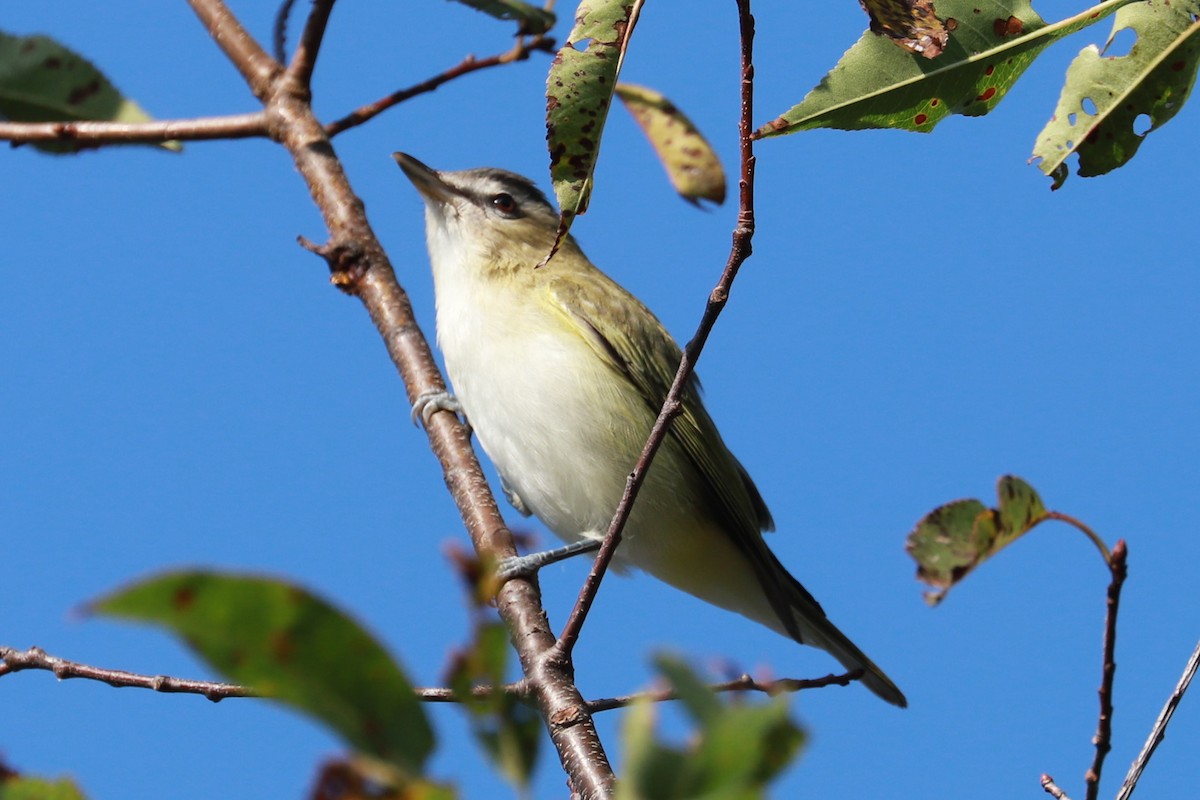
left=1115, top=637, right=1200, bottom=800
left=324, top=36, right=555, bottom=137
left=554, top=0, right=758, bottom=659
left=1041, top=774, right=1073, bottom=799
left=587, top=670, right=859, bottom=713
left=1044, top=510, right=1112, bottom=564
left=0, top=113, right=269, bottom=146
left=1084, top=539, right=1126, bottom=800
left=0, top=645, right=530, bottom=705
left=273, top=0, right=299, bottom=62
left=0, top=646, right=253, bottom=702
left=286, top=0, right=337, bottom=87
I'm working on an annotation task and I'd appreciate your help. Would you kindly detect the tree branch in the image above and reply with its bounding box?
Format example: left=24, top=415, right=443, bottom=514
left=286, top=0, right=337, bottom=87
left=0, top=646, right=253, bottom=702
left=586, top=670, right=861, bottom=713
left=554, top=0, right=759, bottom=659
left=1114, top=636, right=1200, bottom=800
left=0, top=113, right=269, bottom=146
left=187, top=0, right=280, bottom=100
left=324, top=36, right=555, bottom=138
left=1041, top=774, right=1073, bottom=799
left=1084, top=539, right=1126, bottom=800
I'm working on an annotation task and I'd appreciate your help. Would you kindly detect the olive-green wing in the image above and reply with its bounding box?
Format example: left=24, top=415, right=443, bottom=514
left=545, top=272, right=774, bottom=538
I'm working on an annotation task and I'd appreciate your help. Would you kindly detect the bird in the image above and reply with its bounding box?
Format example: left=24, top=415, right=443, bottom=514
left=394, top=152, right=906, bottom=707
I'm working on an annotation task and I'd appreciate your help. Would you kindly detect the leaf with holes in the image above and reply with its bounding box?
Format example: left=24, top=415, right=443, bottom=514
left=756, top=0, right=1135, bottom=137
left=449, top=0, right=556, bottom=35
left=0, top=30, right=179, bottom=153
left=545, top=0, right=638, bottom=237
left=1032, top=0, right=1200, bottom=188
left=906, top=475, right=1048, bottom=605
left=616, top=83, right=725, bottom=206
left=859, top=0, right=950, bottom=58
left=91, top=571, right=434, bottom=775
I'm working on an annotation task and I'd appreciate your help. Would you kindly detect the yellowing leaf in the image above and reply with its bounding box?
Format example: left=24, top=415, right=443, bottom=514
left=545, top=0, right=639, bottom=239
left=615, top=83, right=725, bottom=205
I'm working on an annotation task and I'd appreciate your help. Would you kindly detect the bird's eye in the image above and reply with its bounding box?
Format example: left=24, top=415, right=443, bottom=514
left=491, top=193, right=518, bottom=216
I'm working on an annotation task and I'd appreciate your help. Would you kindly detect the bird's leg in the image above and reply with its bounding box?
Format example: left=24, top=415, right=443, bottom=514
left=411, top=390, right=469, bottom=433
left=497, top=539, right=602, bottom=580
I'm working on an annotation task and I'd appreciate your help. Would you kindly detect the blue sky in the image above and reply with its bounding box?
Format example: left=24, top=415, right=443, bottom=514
left=3, top=1, right=1198, bottom=797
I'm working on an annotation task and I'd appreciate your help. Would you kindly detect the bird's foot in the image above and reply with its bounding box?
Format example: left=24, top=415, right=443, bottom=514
left=496, top=539, right=603, bottom=580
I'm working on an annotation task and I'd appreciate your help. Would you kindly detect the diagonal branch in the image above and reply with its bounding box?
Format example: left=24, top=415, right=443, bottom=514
left=178, top=1, right=615, bottom=796
left=1115, top=636, right=1200, bottom=800
left=187, top=0, right=280, bottom=99
left=324, top=36, right=555, bottom=138
left=286, top=0, right=338, bottom=87
left=554, top=0, right=759, bottom=659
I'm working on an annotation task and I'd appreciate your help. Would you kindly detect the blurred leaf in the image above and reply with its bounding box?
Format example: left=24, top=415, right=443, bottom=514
left=906, top=475, right=1048, bottom=605
left=446, top=621, right=539, bottom=789
left=448, top=0, right=556, bottom=35
left=756, top=0, right=1133, bottom=137
left=859, top=0, right=950, bottom=58
left=1032, top=0, right=1200, bottom=188
left=91, top=571, right=433, bottom=774
left=617, top=656, right=805, bottom=800
left=615, top=83, right=725, bottom=205
left=0, top=30, right=180, bottom=153
left=309, top=758, right=457, bottom=800
left=0, top=774, right=87, bottom=800
left=546, top=0, right=639, bottom=239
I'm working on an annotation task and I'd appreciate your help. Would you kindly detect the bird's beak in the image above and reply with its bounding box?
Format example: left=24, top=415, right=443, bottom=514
left=393, top=152, right=463, bottom=205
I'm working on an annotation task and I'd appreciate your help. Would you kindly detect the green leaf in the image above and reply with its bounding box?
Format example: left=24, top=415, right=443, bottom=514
left=1032, top=0, right=1200, bottom=188
left=906, top=475, right=1048, bottom=605
left=0, top=775, right=87, bottom=800
left=617, top=656, right=805, bottom=800
left=91, top=571, right=433, bottom=774
left=616, top=83, right=725, bottom=206
left=545, top=0, right=639, bottom=235
left=756, top=0, right=1133, bottom=137
left=448, top=0, right=556, bottom=35
left=446, top=621, right=540, bottom=789
left=0, top=30, right=180, bottom=153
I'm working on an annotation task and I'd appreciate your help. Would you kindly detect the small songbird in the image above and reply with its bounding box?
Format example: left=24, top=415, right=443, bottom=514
left=394, top=153, right=906, bottom=707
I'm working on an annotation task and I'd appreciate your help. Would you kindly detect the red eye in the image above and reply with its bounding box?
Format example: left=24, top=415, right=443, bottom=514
left=491, top=193, right=517, bottom=215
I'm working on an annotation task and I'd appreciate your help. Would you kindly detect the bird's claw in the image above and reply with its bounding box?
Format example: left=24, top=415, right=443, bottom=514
left=411, top=390, right=464, bottom=428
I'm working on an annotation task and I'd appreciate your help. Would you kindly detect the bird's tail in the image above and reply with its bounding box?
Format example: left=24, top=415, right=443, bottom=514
left=757, top=548, right=908, bottom=708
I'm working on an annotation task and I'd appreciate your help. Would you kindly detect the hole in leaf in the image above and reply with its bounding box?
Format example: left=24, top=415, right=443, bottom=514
left=571, top=37, right=593, bottom=52
left=1104, top=27, right=1137, bottom=58
left=1068, top=112, right=1077, bottom=126
left=1132, top=114, right=1152, bottom=136
left=1081, top=97, right=1098, bottom=116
